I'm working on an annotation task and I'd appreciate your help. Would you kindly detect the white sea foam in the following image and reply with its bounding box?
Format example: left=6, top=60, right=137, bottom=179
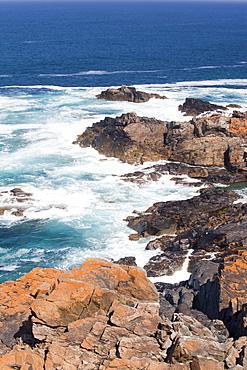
left=0, top=263, right=19, bottom=271
left=182, top=65, right=219, bottom=71
left=38, top=70, right=163, bottom=78
left=23, top=41, right=42, bottom=44
left=181, top=64, right=247, bottom=71
left=149, top=249, right=193, bottom=285
left=0, top=82, right=246, bottom=281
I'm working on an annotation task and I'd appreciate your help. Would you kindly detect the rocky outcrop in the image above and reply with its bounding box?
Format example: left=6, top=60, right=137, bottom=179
left=1, top=258, right=247, bottom=369
left=126, top=188, right=239, bottom=238
left=197, top=250, right=247, bottom=340
left=125, top=187, right=247, bottom=285
left=178, top=98, right=227, bottom=116
left=232, top=111, right=247, bottom=119
left=73, top=112, right=168, bottom=164
left=229, top=112, right=247, bottom=136
left=74, top=111, right=247, bottom=170
left=163, top=115, right=247, bottom=170
left=156, top=250, right=247, bottom=344
left=96, top=85, right=167, bottom=103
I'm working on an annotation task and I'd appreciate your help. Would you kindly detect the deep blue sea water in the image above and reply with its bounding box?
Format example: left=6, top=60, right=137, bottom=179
left=0, top=1, right=247, bottom=283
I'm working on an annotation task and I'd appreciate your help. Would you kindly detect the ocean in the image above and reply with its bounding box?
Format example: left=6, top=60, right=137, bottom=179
left=0, top=1, right=247, bottom=283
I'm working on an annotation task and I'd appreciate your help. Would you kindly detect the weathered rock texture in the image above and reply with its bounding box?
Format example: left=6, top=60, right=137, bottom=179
left=73, top=112, right=168, bottom=164
left=1, top=258, right=247, bottom=369
left=163, top=115, right=247, bottom=170
left=74, top=111, right=247, bottom=171
left=96, top=85, right=167, bottom=103
left=125, top=187, right=247, bottom=287
left=127, top=188, right=239, bottom=239
left=187, top=250, right=247, bottom=339
left=178, top=98, right=227, bottom=116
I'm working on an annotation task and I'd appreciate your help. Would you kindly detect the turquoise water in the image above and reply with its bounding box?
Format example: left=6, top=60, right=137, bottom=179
left=0, top=1, right=247, bottom=282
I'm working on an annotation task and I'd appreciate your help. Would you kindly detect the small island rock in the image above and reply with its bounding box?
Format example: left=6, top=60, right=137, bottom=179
left=96, top=85, right=167, bottom=103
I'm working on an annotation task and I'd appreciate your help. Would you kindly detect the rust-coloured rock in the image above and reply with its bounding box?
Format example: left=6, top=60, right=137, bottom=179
left=0, top=257, right=246, bottom=369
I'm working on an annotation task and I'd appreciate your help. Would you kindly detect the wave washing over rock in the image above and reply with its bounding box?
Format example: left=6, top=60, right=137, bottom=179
left=1, top=93, right=247, bottom=369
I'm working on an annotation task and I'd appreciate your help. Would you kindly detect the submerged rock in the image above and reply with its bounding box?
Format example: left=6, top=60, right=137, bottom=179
left=0, top=188, right=33, bottom=217
left=96, top=84, right=167, bottom=103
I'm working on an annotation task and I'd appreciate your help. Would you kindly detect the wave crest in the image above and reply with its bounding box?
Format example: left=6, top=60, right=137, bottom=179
left=38, top=70, right=162, bottom=77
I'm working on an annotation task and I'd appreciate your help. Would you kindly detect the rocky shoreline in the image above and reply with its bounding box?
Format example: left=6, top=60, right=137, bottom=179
left=1, top=255, right=247, bottom=369
left=1, top=91, right=247, bottom=368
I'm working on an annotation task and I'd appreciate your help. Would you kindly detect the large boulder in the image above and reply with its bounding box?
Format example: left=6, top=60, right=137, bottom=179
left=96, top=85, right=167, bottom=103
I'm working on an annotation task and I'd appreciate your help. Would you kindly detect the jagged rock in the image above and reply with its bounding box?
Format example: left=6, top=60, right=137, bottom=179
left=96, top=85, right=167, bottom=103
left=232, top=111, right=247, bottom=119
left=127, top=188, right=239, bottom=238
left=190, top=357, right=225, bottom=369
left=144, top=250, right=187, bottom=277
left=0, top=259, right=163, bottom=369
left=74, top=111, right=247, bottom=171
left=73, top=112, right=168, bottom=164
left=121, top=162, right=247, bottom=187
left=121, top=162, right=209, bottom=185
left=118, top=335, right=161, bottom=360
left=109, top=300, right=161, bottom=336
left=1, top=257, right=247, bottom=369
left=128, top=189, right=247, bottom=280
left=178, top=98, right=227, bottom=116
left=114, top=256, right=137, bottom=266
left=163, top=115, right=247, bottom=169
left=229, top=114, right=247, bottom=137
left=187, top=251, right=247, bottom=339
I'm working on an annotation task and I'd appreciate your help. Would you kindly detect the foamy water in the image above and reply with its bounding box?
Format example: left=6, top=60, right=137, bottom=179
left=0, top=81, right=247, bottom=282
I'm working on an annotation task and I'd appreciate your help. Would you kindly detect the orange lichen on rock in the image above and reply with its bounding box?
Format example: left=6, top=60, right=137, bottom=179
left=1, top=257, right=247, bottom=369
left=219, top=250, right=247, bottom=314
left=229, top=117, right=247, bottom=136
